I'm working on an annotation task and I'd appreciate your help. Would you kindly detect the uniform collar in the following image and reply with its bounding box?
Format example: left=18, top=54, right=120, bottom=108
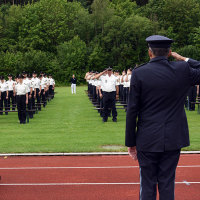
left=149, top=56, right=168, bottom=63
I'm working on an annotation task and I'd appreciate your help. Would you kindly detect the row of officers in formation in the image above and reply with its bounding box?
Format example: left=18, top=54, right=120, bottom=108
left=0, top=72, right=55, bottom=124
left=85, top=67, right=132, bottom=122
left=85, top=67, right=200, bottom=122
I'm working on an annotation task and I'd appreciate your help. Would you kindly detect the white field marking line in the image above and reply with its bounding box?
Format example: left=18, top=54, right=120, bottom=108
left=0, top=182, right=200, bottom=186
left=0, top=151, right=200, bottom=157
left=0, top=165, right=200, bottom=170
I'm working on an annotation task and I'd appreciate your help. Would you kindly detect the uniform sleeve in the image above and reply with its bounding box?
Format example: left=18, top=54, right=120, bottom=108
left=187, top=58, right=200, bottom=68
left=25, top=85, right=29, bottom=94
left=125, top=70, right=140, bottom=147
left=187, top=59, right=200, bottom=85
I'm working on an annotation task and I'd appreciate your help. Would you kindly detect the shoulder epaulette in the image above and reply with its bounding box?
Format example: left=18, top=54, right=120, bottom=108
left=134, top=62, right=148, bottom=70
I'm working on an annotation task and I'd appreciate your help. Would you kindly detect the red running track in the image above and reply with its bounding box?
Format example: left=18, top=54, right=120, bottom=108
left=0, top=154, right=200, bottom=200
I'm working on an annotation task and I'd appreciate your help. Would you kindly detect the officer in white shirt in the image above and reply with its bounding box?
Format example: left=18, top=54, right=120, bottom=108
left=0, top=76, right=9, bottom=115
left=7, top=74, right=15, bottom=111
left=124, top=68, right=132, bottom=105
left=39, top=75, right=47, bottom=107
left=32, top=71, right=41, bottom=111
left=14, top=75, right=28, bottom=124
left=94, top=67, right=119, bottom=122
left=24, top=74, right=34, bottom=118
left=49, top=74, right=55, bottom=99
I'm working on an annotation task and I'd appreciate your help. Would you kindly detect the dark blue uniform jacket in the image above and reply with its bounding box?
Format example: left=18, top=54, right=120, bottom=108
left=125, top=57, right=200, bottom=152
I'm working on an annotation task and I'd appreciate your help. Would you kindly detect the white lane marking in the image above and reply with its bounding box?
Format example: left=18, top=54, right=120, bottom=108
left=0, top=182, right=200, bottom=186
left=183, top=181, right=190, bottom=186
left=0, top=165, right=200, bottom=170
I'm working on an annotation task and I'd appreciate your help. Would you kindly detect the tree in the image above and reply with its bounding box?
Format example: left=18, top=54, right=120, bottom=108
left=57, top=36, right=87, bottom=83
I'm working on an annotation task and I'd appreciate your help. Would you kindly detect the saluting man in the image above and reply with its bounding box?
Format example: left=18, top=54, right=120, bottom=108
left=126, top=35, right=200, bottom=200
left=94, top=67, right=119, bottom=122
left=14, top=75, right=28, bottom=124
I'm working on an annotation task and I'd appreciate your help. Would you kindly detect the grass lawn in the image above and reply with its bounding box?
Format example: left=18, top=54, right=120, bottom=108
left=0, top=86, right=200, bottom=153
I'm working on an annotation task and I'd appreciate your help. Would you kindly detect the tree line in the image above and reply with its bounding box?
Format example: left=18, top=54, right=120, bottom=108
left=0, top=0, right=200, bottom=84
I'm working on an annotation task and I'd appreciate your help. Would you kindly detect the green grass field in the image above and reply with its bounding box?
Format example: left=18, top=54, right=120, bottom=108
left=0, top=86, right=200, bottom=153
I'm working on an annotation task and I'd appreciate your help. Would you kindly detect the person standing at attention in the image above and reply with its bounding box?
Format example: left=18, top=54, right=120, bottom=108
left=71, top=74, right=77, bottom=94
left=14, top=75, right=29, bottom=124
left=126, top=35, right=200, bottom=200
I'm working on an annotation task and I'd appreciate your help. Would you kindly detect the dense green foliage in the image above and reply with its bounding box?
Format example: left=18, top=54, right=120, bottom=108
left=0, top=86, right=200, bottom=153
left=0, top=0, right=200, bottom=84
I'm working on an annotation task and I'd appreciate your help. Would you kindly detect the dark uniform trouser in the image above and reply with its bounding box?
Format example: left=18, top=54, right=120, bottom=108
left=36, top=88, right=41, bottom=110
left=0, top=92, right=8, bottom=115
left=137, top=150, right=180, bottom=200
left=123, top=87, right=128, bottom=104
left=103, top=91, right=117, bottom=120
left=189, top=86, right=197, bottom=110
left=8, top=90, right=15, bottom=110
left=100, top=90, right=104, bottom=117
left=41, top=89, right=46, bottom=107
left=28, top=92, right=33, bottom=118
left=17, top=95, right=26, bottom=123
left=119, top=85, right=123, bottom=101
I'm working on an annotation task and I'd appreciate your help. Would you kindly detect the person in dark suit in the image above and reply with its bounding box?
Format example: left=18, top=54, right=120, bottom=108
left=125, top=35, right=200, bottom=200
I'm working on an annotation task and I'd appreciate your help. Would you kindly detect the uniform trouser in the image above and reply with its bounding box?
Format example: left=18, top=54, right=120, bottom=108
left=119, top=85, right=123, bottom=101
left=189, top=86, right=197, bottom=110
left=49, top=85, right=54, bottom=98
left=71, top=84, right=76, bottom=94
left=103, top=91, right=117, bottom=120
left=36, top=88, right=41, bottom=110
left=17, top=95, right=26, bottom=123
left=126, top=87, right=130, bottom=105
left=0, top=92, right=8, bottom=115
left=123, top=87, right=128, bottom=104
left=8, top=91, right=15, bottom=110
left=28, top=92, right=33, bottom=118
left=137, top=150, right=180, bottom=200
left=99, top=90, right=104, bottom=117
left=31, top=93, right=35, bottom=114
left=41, top=89, right=46, bottom=107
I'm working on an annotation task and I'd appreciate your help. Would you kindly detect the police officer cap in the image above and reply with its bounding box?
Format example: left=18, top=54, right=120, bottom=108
left=115, top=70, right=119, bottom=73
left=32, top=71, right=37, bottom=74
left=0, top=75, right=4, bottom=80
left=8, top=74, right=12, bottom=77
left=107, top=67, right=113, bottom=71
left=22, top=71, right=27, bottom=74
left=28, top=74, right=32, bottom=78
left=146, top=35, right=173, bottom=48
left=18, top=74, right=23, bottom=79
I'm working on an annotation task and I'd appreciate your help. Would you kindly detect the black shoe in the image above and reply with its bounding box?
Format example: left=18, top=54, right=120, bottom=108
left=112, top=118, right=117, bottom=122
left=23, top=121, right=26, bottom=124
left=103, top=118, right=107, bottom=122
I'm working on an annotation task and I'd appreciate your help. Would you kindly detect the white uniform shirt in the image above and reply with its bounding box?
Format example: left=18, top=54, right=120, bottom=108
left=15, top=83, right=28, bottom=95
left=115, top=76, right=120, bottom=86
left=40, top=79, right=47, bottom=90
left=49, top=78, right=55, bottom=86
left=32, top=77, right=40, bottom=89
left=0, top=81, right=8, bottom=92
left=123, top=75, right=128, bottom=88
left=127, top=74, right=132, bottom=87
left=23, top=78, right=32, bottom=93
left=7, top=80, right=14, bottom=91
left=100, top=74, right=117, bottom=92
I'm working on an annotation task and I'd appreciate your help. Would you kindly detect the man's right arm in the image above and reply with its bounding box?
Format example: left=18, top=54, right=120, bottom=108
left=171, top=52, right=200, bottom=85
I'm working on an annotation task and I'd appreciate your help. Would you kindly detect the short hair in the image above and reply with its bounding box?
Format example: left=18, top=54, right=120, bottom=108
left=150, top=47, right=170, bottom=57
